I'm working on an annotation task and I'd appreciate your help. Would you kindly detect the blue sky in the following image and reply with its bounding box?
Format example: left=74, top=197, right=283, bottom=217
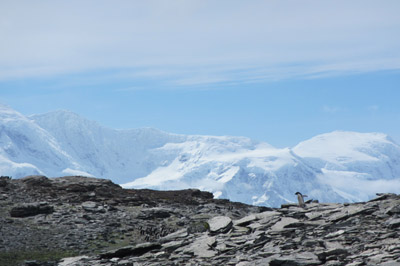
left=1, top=0, right=400, bottom=147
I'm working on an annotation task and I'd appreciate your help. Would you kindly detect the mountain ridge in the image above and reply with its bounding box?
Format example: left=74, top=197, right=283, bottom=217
left=0, top=104, right=399, bottom=207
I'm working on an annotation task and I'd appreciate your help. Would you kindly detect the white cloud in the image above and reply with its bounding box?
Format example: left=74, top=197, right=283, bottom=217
left=1, top=0, right=400, bottom=85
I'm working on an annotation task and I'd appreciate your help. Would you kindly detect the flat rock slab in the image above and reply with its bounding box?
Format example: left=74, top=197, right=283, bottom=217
left=58, top=256, right=89, bottom=266
left=81, top=201, right=105, bottom=213
left=317, top=247, right=349, bottom=261
left=380, top=261, right=400, bottom=266
left=208, top=216, right=232, bottom=234
left=385, top=218, right=400, bottom=229
left=161, top=240, right=187, bottom=252
left=329, top=205, right=376, bottom=222
left=255, top=211, right=281, bottom=220
left=100, top=243, right=162, bottom=259
left=270, top=252, right=321, bottom=266
left=182, top=235, right=217, bottom=258
left=234, top=214, right=257, bottom=226
left=270, top=217, right=299, bottom=231
left=160, top=229, right=188, bottom=242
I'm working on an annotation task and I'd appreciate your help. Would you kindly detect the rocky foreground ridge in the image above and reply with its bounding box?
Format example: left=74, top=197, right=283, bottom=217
left=1, top=176, right=400, bottom=266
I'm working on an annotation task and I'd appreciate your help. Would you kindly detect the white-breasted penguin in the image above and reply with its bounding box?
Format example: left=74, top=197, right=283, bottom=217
left=295, top=192, right=308, bottom=208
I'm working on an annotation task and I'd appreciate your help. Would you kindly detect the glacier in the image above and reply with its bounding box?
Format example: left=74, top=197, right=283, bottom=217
left=0, top=103, right=399, bottom=207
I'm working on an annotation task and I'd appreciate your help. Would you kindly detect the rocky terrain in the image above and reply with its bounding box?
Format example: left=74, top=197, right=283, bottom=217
left=0, top=175, right=266, bottom=265
left=1, top=175, right=400, bottom=266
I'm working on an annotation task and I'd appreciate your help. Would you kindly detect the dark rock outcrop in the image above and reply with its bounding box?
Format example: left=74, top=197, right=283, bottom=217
left=0, top=175, right=265, bottom=266
left=10, top=202, right=54, bottom=217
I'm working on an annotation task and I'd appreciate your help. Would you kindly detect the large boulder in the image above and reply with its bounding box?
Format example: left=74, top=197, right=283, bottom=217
left=20, top=175, right=52, bottom=187
left=137, top=208, right=173, bottom=220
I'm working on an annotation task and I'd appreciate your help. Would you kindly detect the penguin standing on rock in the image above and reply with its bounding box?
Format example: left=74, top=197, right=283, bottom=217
left=295, top=192, right=308, bottom=208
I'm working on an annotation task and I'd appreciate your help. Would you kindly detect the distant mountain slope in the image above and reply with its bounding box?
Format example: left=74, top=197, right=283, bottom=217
left=31, top=110, right=186, bottom=183
left=0, top=104, right=84, bottom=177
left=293, top=131, right=400, bottom=201
left=0, top=103, right=399, bottom=207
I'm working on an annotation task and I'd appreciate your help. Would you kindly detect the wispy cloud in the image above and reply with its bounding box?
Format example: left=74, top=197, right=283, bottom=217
left=1, top=0, right=399, bottom=87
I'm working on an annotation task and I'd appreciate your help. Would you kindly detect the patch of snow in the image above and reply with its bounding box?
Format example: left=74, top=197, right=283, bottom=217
left=62, top=168, right=94, bottom=177
left=252, top=193, right=269, bottom=205
left=213, top=191, right=222, bottom=199
left=217, top=166, right=239, bottom=183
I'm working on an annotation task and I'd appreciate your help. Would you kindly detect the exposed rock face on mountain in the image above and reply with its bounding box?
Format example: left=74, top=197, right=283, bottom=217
left=1, top=175, right=400, bottom=265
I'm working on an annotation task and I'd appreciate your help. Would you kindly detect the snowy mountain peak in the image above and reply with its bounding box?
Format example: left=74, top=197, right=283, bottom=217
left=293, top=131, right=397, bottom=162
left=295, top=131, right=394, bottom=149
left=0, top=103, right=30, bottom=122
left=30, top=110, right=103, bottom=133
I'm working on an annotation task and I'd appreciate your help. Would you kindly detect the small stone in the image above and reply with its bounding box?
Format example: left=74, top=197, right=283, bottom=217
left=324, top=230, right=345, bottom=238
left=345, top=261, right=364, bottom=266
left=317, top=247, right=349, bottom=261
left=208, top=216, right=232, bottom=234
left=0, top=194, right=7, bottom=200
left=82, top=201, right=97, bottom=209
left=24, top=260, right=40, bottom=266
left=81, top=201, right=107, bottom=213
left=303, top=239, right=324, bottom=247
left=324, top=261, right=343, bottom=266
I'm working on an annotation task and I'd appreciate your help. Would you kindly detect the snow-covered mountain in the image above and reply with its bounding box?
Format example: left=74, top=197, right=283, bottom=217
left=1, top=103, right=399, bottom=207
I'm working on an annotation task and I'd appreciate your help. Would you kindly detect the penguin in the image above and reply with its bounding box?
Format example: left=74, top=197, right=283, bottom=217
left=295, top=192, right=308, bottom=208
